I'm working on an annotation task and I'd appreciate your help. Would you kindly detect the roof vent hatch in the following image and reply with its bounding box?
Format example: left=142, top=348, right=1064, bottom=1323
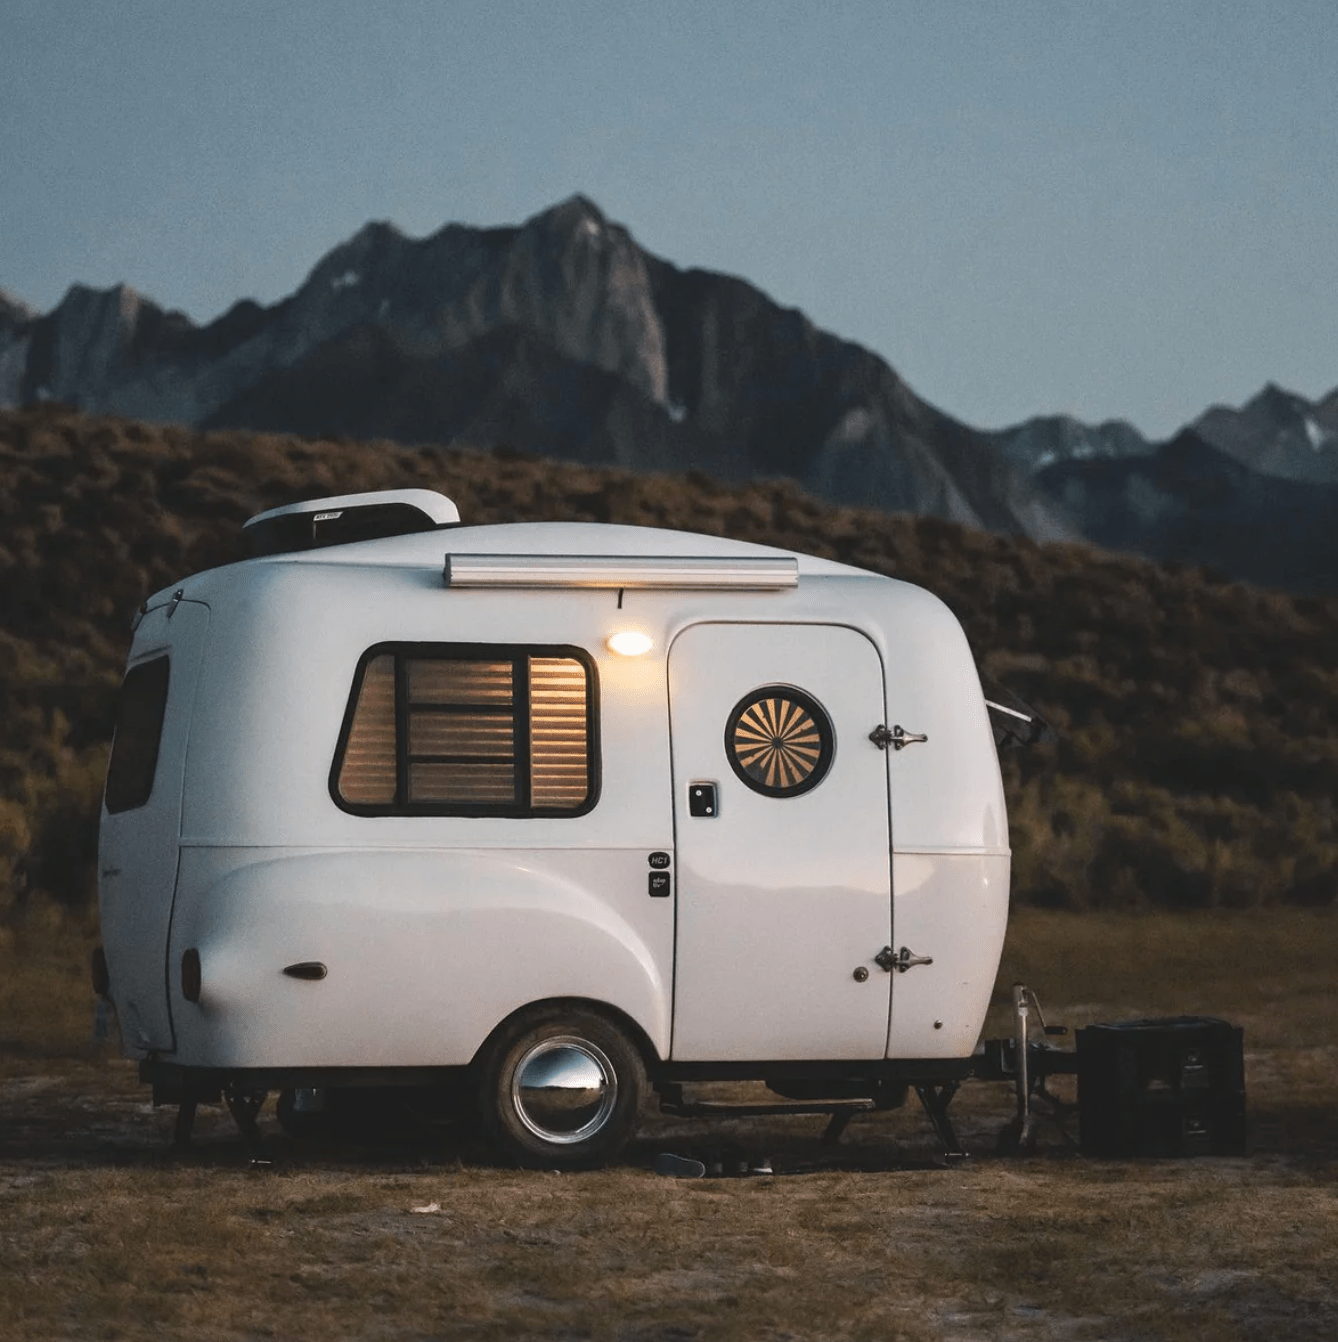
left=243, top=489, right=460, bottom=557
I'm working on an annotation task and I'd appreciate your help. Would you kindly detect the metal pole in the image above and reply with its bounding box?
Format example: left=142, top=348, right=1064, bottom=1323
left=1012, top=982, right=1033, bottom=1147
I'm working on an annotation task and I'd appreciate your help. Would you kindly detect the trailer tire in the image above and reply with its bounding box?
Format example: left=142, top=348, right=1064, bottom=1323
left=276, top=1088, right=327, bottom=1140
left=477, top=1006, right=645, bottom=1169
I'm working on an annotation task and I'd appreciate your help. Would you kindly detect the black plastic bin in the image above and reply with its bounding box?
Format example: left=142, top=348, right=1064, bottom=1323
left=1076, top=1016, right=1246, bottom=1157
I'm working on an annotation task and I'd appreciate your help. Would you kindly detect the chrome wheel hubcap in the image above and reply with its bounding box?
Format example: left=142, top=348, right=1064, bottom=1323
left=511, top=1037, right=617, bottom=1145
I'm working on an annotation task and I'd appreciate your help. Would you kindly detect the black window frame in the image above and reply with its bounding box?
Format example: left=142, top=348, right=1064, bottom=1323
left=330, top=642, right=601, bottom=819
left=105, top=655, right=172, bottom=815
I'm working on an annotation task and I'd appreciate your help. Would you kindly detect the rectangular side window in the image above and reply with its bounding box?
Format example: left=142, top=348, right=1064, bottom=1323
left=105, top=656, right=171, bottom=814
left=333, top=645, right=598, bottom=817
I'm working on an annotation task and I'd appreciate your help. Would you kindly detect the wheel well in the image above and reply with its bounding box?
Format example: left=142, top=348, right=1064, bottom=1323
left=472, top=997, right=662, bottom=1073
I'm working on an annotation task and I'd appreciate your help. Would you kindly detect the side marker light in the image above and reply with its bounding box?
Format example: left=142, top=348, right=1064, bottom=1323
left=283, top=962, right=328, bottom=981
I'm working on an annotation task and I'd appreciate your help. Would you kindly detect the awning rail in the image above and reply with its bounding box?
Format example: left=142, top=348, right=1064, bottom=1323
left=443, top=553, right=799, bottom=590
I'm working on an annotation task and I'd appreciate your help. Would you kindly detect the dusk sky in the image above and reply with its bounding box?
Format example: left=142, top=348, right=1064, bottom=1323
left=3, top=0, right=1334, bottom=439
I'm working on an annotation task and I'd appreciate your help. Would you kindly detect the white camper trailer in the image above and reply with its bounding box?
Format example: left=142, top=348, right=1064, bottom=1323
left=96, top=488, right=1012, bottom=1166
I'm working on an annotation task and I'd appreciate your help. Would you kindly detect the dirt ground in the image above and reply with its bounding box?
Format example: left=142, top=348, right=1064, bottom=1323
left=2, top=908, right=1336, bottom=1341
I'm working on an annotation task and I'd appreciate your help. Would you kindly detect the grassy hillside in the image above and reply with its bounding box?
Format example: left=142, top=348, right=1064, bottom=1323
left=3, top=403, right=1337, bottom=915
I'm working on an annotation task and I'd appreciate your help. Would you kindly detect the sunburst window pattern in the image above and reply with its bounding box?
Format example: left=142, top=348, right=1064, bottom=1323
left=726, top=686, right=834, bottom=797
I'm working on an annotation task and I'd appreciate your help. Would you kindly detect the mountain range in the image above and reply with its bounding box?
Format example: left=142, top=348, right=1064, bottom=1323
left=2, top=195, right=1335, bottom=591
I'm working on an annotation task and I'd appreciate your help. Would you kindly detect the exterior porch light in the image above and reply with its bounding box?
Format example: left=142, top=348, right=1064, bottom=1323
left=607, top=631, right=654, bottom=657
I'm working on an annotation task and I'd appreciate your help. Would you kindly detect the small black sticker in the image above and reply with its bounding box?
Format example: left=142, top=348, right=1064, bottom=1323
left=648, top=851, right=671, bottom=869
left=648, top=872, right=672, bottom=897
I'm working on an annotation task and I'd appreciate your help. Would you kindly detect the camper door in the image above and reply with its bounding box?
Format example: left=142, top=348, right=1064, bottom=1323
left=668, top=622, right=893, bottom=1061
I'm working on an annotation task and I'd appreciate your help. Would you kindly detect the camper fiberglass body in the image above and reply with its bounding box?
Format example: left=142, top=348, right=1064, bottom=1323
left=96, top=489, right=1011, bottom=1166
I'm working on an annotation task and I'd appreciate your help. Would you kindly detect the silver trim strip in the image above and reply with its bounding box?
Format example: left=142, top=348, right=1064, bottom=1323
left=893, top=846, right=1012, bottom=858
left=443, top=554, right=799, bottom=590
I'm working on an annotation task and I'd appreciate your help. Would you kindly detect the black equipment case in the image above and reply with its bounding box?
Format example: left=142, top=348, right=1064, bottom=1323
left=1076, top=1017, right=1246, bottom=1157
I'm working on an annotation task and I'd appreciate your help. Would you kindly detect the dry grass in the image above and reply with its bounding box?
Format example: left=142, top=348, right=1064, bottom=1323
left=3, top=907, right=1337, bottom=1340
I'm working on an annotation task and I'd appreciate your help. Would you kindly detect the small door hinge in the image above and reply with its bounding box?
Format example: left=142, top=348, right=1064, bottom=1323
left=869, top=724, right=928, bottom=751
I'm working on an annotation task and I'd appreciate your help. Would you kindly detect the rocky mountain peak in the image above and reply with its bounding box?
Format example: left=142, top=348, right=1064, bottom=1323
left=57, top=280, right=138, bottom=316
left=1193, top=382, right=1338, bottom=483
left=987, top=413, right=1149, bottom=475
left=351, top=218, right=407, bottom=245
left=298, top=220, right=411, bottom=297
left=1254, top=380, right=1302, bottom=408
left=0, top=288, right=36, bottom=327
left=317, top=219, right=407, bottom=270
left=496, top=196, right=667, bottom=403
left=531, top=193, right=609, bottom=233
left=23, top=283, right=173, bottom=406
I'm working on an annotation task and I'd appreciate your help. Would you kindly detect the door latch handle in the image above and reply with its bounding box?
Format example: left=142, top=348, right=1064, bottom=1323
left=875, top=945, right=934, bottom=973
left=869, top=724, right=928, bottom=751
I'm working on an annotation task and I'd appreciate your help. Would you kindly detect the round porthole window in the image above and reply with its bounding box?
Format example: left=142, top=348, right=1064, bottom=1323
left=725, top=685, right=834, bottom=798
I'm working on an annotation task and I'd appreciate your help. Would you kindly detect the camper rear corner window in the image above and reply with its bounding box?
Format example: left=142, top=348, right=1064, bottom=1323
left=333, top=645, right=599, bottom=817
left=105, top=655, right=171, bottom=814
